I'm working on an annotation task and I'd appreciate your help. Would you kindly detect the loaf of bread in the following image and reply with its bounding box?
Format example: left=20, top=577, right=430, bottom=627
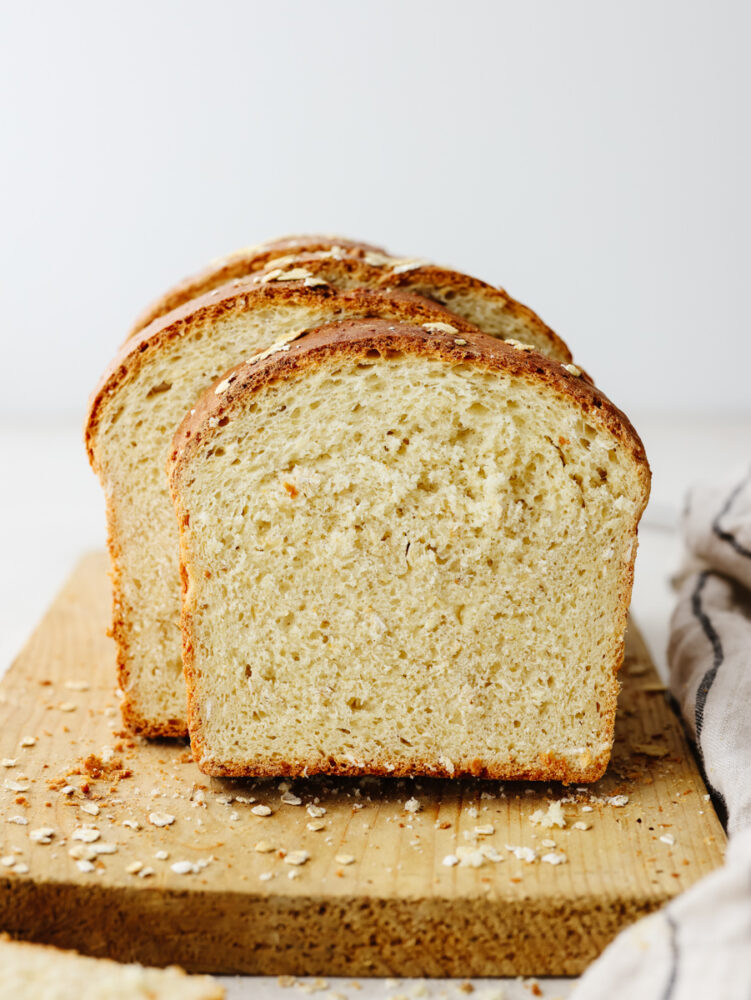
left=0, top=936, right=222, bottom=999
left=86, top=281, right=489, bottom=737
left=128, top=238, right=570, bottom=362
left=168, top=319, right=650, bottom=781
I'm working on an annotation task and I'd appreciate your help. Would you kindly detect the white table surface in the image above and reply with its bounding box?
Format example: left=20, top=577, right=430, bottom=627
left=1, top=413, right=747, bottom=1000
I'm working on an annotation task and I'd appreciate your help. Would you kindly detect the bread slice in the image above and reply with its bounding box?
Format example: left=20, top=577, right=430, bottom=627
left=0, top=935, right=222, bottom=999
left=86, top=282, right=487, bottom=737
left=168, top=319, right=650, bottom=782
left=129, top=234, right=386, bottom=337
left=129, top=242, right=571, bottom=363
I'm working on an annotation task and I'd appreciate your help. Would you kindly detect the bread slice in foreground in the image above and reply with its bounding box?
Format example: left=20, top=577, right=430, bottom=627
left=129, top=234, right=386, bottom=337
left=169, top=319, right=650, bottom=781
left=129, top=239, right=571, bottom=363
left=0, top=935, right=222, bottom=1000
left=86, top=281, right=486, bottom=738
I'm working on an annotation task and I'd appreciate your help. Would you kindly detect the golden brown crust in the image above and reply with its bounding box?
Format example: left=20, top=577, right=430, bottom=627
left=169, top=318, right=650, bottom=782
left=127, top=235, right=387, bottom=339
left=86, top=284, right=484, bottom=739
left=251, top=252, right=572, bottom=363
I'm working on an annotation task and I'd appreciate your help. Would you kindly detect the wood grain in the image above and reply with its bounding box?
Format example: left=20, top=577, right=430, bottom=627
left=0, top=553, right=726, bottom=976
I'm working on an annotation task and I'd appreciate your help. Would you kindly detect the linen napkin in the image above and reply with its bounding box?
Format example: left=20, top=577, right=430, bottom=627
left=571, top=469, right=751, bottom=1000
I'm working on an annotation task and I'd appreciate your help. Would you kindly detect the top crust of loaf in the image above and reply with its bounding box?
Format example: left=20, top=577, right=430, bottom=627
left=169, top=318, right=648, bottom=483
left=85, top=281, right=482, bottom=472
left=128, top=235, right=387, bottom=338
left=250, top=252, right=572, bottom=363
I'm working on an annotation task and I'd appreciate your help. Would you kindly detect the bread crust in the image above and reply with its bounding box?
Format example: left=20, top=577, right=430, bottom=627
left=128, top=235, right=387, bottom=338
left=251, top=252, right=572, bottom=363
left=86, top=285, right=486, bottom=739
left=127, top=240, right=571, bottom=365
left=169, top=318, right=650, bottom=782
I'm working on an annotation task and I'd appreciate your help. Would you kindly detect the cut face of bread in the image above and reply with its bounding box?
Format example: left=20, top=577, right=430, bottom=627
left=169, top=320, right=650, bottom=782
left=129, top=235, right=386, bottom=337
left=129, top=241, right=571, bottom=363
left=87, top=283, right=486, bottom=737
left=0, top=935, right=223, bottom=999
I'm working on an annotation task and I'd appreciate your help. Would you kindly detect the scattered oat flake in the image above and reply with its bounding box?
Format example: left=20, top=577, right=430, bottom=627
left=65, top=680, right=90, bottom=691
left=454, top=338, right=468, bottom=346
left=72, top=827, right=100, bottom=843
left=61, top=786, right=76, bottom=796
left=122, top=819, right=140, bottom=830
left=29, top=827, right=55, bottom=844
left=281, top=792, right=303, bottom=806
left=608, top=795, right=629, bottom=807
left=20, top=738, right=36, bottom=748
left=307, top=804, right=326, bottom=818
left=148, top=812, right=175, bottom=827
left=5, top=779, right=30, bottom=792
left=307, top=820, right=326, bottom=832
left=259, top=871, right=274, bottom=882
left=92, top=843, right=117, bottom=855
left=126, top=861, right=143, bottom=875
left=2, top=759, right=17, bottom=767
left=660, top=834, right=676, bottom=846
left=171, top=861, right=195, bottom=875
left=138, top=866, right=155, bottom=878
left=581, top=805, right=594, bottom=813
left=7, top=815, right=28, bottom=825
left=335, top=853, right=356, bottom=866
left=284, top=850, right=309, bottom=866
left=155, top=850, right=169, bottom=860
left=252, top=804, right=272, bottom=816
left=404, top=797, right=420, bottom=814
left=76, top=859, right=95, bottom=873
left=541, top=838, right=557, bottom=849
left=12, top=862, right=29, bottom=875
left=1, top=856, right=15, bottom=867
left=442, top=854, right=460, bottom=867
left=80, top=802, right=100, bottom=816
left=254, top=840, right=275, bottom=853
left=59, top=702, right=77, bottom=712
left=541, top=852, right=568, bottom=865
left=474, top=824, right=494, bottom=836
left=278, top=975, right=296, bottom=987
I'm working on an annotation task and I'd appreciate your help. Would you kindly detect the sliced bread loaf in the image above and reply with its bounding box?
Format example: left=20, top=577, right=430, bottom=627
left=86, top=282, right=485, bottom=737
left=168, top=319, right=650, bottom=781
left=0, top=935, right=222, bottom=999
left=129, top=241, right=571, bottom=362
left=129, top=234, right=386, bottom=336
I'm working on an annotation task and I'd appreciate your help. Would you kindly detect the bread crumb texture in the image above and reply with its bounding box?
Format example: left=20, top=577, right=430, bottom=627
left=171, top=320, right=648, bottom=780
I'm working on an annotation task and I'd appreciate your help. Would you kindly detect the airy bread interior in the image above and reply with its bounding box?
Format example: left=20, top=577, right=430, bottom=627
left=170, top=321, right=649, bottom=781
left=87, top=287, right=485, bottom=736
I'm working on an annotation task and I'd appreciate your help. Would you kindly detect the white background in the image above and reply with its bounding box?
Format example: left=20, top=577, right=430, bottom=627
left=1, top=0, right=750, bottom=421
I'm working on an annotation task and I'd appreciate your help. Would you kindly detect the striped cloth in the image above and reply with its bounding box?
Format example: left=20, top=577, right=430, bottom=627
left=572, top=470, right=751, bottom=1000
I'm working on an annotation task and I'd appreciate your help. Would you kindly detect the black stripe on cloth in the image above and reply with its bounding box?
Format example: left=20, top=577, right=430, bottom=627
left=711, top=469, right=751, bottom=560
left=692, top=570, right=724, bottom=741
left=660, top=912, right=679, bottom=1000
left=689, top=570, right=729, bottom=824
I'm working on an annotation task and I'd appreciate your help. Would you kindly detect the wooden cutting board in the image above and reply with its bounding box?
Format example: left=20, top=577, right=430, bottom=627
left=0, top=553, right=725, bottom=977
